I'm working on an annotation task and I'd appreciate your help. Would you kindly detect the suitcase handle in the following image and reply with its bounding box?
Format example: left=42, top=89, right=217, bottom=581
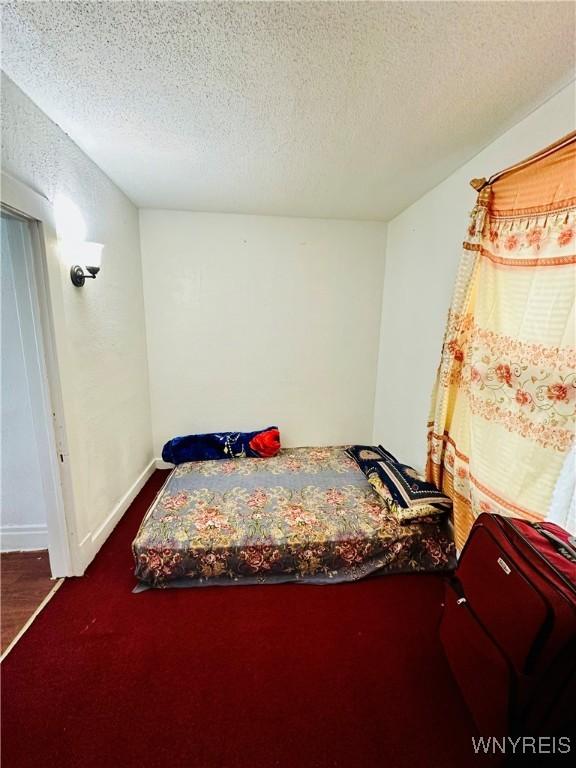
left=533, top=524, right=576, bottom=564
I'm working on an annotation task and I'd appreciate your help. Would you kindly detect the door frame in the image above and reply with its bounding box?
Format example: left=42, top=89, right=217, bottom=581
left=1, top=172, right=77, bottom=577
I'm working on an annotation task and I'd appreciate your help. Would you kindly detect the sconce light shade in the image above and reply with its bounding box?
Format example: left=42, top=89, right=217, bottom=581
left=69, top=242, right=104, bottom=287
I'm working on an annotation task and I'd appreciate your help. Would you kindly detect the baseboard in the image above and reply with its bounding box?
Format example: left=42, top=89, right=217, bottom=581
left=78, top=458, right=157, bottom=572
left=155, top=458, right=174, bottom=470
left=0, top=524, right=49, bottom=552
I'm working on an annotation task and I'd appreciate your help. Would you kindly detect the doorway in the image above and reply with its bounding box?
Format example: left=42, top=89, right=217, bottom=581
left=0, top=204, right=71, bottom=584
left=1, top=210, right=65, bottom=650
left=1, top=213, right=51, bottom=550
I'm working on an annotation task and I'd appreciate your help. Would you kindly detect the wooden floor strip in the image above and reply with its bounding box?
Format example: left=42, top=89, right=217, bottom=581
left=1, top=578, right=64, bottom=662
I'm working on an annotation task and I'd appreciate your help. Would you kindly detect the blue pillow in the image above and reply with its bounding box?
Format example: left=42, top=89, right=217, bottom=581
left=345, top=444, right=398, bottom=467
left=162, top=427, right=281, bottom=465
left=346, top=444, right=451, bottom=509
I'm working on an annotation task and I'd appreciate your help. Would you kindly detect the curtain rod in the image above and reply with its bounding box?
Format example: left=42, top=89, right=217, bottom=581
left=470, top=129, right=576, bottom=193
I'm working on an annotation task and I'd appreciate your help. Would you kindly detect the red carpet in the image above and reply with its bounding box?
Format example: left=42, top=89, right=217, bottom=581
left=2, top=471, right=482, bottom=768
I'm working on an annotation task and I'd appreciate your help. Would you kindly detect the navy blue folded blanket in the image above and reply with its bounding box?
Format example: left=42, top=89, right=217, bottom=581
left=161, top=427, right=281, bottom=465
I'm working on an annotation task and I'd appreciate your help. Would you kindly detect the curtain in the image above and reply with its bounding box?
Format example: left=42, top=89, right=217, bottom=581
left=426, top=134, right=576, bottom=550
left=547, top=443, right=576, bottom=535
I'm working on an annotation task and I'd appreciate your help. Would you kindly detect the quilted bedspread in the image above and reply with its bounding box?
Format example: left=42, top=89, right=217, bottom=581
left=132, top=447, right=456, bottom=587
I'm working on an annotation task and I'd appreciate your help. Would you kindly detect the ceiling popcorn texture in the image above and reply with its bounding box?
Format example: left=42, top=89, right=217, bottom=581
left=1, top=1, right=574, bottom=220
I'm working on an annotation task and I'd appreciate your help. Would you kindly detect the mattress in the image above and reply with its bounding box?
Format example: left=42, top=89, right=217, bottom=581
left=132, top=446, right=456, bottom=588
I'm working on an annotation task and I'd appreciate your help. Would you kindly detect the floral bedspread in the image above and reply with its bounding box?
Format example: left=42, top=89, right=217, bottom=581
left=133, top=447, right=456, bottom=588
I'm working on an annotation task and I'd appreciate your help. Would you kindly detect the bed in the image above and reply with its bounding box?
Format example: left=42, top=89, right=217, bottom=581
left=132, top=446, right=456, bottom=588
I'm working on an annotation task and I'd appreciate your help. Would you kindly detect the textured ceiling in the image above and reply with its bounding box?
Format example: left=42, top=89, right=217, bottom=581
left=1, top=1, right=574, bottom=220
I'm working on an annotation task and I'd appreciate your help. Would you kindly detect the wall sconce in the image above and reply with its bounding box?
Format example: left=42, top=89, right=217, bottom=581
left=69, top=242, right=104, bottom=287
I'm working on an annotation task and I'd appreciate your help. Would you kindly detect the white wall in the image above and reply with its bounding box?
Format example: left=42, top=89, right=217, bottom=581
left=1, top=216, right=48, bottom=550
left=140, top=210, right=387, bottom=456
left=1, top=74, right=154, bottom=573
left=372, top=82, right=576, bottom=470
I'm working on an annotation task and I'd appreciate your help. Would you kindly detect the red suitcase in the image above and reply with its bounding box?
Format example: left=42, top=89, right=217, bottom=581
left=440, top=513, right=576, bottom=736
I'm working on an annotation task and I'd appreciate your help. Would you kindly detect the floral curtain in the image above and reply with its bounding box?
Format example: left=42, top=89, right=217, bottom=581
left=426, top=134, right=576, bottom=550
